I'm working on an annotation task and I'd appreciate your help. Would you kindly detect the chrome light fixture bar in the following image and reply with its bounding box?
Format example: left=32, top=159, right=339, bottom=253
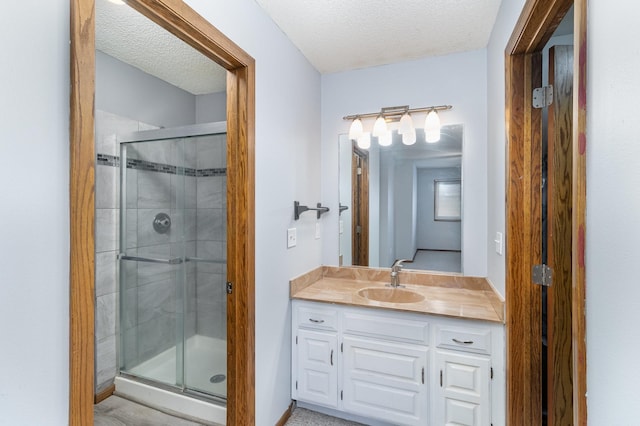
left=344, top=104, right=452, bottom=148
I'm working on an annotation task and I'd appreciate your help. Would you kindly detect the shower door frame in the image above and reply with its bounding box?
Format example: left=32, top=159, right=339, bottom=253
left=69, top=1, right=256, bottom=424
left=118, top=121, right=228, bottom=398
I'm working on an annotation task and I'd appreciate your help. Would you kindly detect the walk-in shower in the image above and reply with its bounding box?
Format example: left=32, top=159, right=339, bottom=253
left=114, top=121, right=227, bottom=423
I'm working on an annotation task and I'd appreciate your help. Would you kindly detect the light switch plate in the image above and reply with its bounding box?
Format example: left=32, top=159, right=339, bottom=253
left=495, top=232, right=503, bottom=255
left=287, top=228, right=297, bottom=248
left=315, top=222, right=321, bottom=239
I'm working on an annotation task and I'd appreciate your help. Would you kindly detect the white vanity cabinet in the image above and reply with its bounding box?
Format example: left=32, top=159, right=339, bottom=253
left=293, top=303, right=339, bottom=408
left=292, top=299, right=504, bottom=426
left=434, top=324, right=494, bottom=425
left=341, top=308, right=430, bottom=426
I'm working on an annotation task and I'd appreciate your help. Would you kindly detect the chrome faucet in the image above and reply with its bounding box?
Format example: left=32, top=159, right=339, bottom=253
left=390, top=259, right=411, bottom=287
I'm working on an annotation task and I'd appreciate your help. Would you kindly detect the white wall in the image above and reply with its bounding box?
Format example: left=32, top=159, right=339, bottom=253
left=96, top=51, right=197, bottom=127
left=321, top=50, right=488, bottom=277
left=185, top=1, right=322, bottom=424
left=417, top=167, right=462, bottom=251
left=586, top=1, right=640, bottom=422
left=196, top=91, right=227, bottom=124
left=486, top=0, right=526, bottom=296
left=0, top=1, right=70, bottom=424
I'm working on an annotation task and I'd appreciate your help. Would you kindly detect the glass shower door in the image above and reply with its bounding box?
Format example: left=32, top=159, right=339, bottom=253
left=118, top=124, right=228, bottom=401
left=119, top=136, right=189, bottom=390
left=182, top=132, right=227, bottom=399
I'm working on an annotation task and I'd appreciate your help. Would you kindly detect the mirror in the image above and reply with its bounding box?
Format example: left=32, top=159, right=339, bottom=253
left=339, top=124, right=463, bottom=273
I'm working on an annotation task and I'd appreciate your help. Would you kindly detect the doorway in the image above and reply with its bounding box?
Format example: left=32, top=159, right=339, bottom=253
left=504, top=0, right=587, bottom=424
left=69, top=0, right=255, bottom=424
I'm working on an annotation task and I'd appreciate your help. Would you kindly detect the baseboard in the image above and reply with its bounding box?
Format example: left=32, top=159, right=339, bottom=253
left=275, top=401, right=295, bottom=426
left=94, top=383, right=115, bottom=404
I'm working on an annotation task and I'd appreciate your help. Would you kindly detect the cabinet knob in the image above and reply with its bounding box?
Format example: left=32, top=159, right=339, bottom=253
left=309, top=318, right=325, bottom=324
left=330, top=349, right=334, bottom=366
left=452, top=338, right=474, bottom=345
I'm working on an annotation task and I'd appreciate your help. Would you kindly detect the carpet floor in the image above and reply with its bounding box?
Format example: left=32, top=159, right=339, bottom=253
left=285, top=407, right=364, bottom=426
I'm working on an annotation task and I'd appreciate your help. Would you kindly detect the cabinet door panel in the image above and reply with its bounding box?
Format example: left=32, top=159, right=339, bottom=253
left=343, top=336, right=428, bottom=426
left=436, top=350, right=490, bottom=426
left=296, top=329, right=338, bottom=408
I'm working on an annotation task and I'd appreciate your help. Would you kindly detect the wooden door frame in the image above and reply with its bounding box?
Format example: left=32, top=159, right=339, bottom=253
left=505, top=0, right=587, bottom=424
left=351, top=143, right=369, bottom=266
left=69, top=1, right=255, bottom=424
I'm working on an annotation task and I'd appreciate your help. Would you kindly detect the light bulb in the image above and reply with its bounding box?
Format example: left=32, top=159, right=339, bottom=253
left=348, top=118, right=363, bottom=141
left=378, top=130, right=392, bottom=147
left=372, top=115, right=387, bottom=137
left=399, top=112, right=414, bottom=135
left=402, top=129, right=417, bottom=145
left=357, top=132, right=371, bottom=149
left=424, top=110, right=441, bottom=143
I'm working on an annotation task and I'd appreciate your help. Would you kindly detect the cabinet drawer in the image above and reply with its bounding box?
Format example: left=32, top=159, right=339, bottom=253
left=296, top=303, right=338, bottom=331
left=436, top=325, right=491, bottom=355
left=343, top=311, right=429, bottom=345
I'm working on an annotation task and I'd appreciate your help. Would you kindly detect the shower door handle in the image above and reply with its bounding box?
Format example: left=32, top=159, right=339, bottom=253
left=119, top=254, right=184, bottom=265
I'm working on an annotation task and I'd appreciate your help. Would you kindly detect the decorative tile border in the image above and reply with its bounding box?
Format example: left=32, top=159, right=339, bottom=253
left=96, top=153, right=225, bottom=177
left=97, top=154, right=119, bottom=167
left=198, top=168, right=226, bottom=177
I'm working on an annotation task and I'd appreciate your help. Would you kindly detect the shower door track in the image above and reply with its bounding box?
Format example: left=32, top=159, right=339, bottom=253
left=117, top=121, right=227, bottom=144
left=118, top=372, right=227, bottom=406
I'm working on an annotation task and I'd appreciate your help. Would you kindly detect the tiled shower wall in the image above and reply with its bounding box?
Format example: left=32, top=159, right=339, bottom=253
left=94, top=110, right=227, bottom=394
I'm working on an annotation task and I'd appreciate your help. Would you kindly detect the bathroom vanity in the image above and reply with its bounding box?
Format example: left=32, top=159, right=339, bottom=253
left=290, top=267, right=505, bottom=426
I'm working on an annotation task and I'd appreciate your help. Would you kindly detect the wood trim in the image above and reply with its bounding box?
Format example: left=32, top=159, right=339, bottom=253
left=547, top=45, right=574, bottom=425
left=275, top=402, right=295, bottom=426
left=506, top=0, right=587, bottom=424
left=506, top=0, right=574, bottom=55
left=70, top=0, right=255, bottom=424
left=505, top=51, right=543, bottom=425
left=225, top=62, right=256, bottom=426
left=572, top=1, right=588, bottom=424
left=69, top=0, right=95, bottom=424
left=125, top=0, right=253, bottom=70
left=94, top=384, right=116, bottom=404
left=351, top=145, right=369, bottom=266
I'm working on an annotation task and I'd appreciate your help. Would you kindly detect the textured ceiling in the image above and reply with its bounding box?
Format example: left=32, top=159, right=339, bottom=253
left=95, top=0, right=227, bottom=95
left=96, top=0, right=503, bottom=94
left=254, top=0, right=503, bottom=73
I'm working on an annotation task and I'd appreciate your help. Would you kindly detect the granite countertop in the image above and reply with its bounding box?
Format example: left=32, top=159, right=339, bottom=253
left=290, top=266, right=504, bottom=323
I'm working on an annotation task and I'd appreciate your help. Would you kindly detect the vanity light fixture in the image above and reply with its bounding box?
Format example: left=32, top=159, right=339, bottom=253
left=424, top=109, right=441, bottom=143
left=348, top=117, right=363, bottom=140
left=343, top=104, right=452, bottom=149
left=372, top=114, right=388, bottom=137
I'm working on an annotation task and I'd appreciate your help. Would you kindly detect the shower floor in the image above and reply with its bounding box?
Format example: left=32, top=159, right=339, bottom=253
left=128, top=334, right=227, bottom=399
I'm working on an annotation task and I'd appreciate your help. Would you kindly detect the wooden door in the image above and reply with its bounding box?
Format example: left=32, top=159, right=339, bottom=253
left=351, top=145, right=369, bottom=266
left=545, top=45, right=574, bottom=425
left=505, top=1, right=587, bottom=424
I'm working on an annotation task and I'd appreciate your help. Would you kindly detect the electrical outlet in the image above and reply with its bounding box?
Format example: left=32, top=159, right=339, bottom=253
left=287, top=228, right=297, bottom=248
left=315, top=222, right=321, bottom=239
